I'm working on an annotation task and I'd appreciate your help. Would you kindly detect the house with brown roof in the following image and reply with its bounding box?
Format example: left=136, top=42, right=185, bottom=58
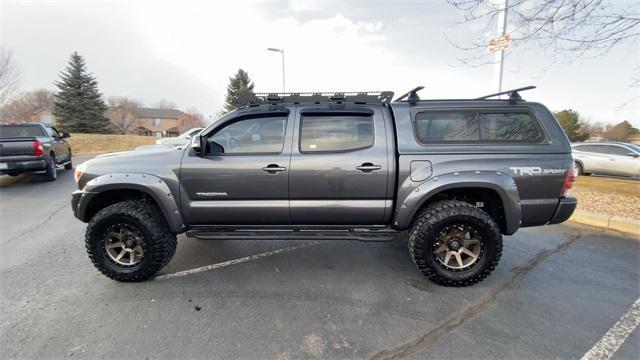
left=131, top=108, right=183, bottom=138
left=107, top=107, right=184, bottom=138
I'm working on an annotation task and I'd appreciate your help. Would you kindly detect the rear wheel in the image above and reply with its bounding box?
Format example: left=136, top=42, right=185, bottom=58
left=85, top=200, right=176, bottom=282
left=574, top=161, right=589, bottom=176
left=44, top=153, right=57, bottom=181
left=408, top=200, right=502, bottom=287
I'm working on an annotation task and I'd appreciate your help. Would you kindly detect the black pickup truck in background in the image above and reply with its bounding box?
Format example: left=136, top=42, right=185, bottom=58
left=0, top=123, right=73, bottom=181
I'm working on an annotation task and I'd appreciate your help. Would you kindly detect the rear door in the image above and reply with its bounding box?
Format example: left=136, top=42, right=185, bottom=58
left=288, top=107, right=390, bottom=225
left=577, top=144, right=609, bottom=173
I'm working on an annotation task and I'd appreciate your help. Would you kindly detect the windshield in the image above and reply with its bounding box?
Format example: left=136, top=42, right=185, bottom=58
left=0, top=124, right=46, bottom=139
left=625, top=144, right=640, bottom=153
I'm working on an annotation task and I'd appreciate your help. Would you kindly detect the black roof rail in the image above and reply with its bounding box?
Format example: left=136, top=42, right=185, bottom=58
left=394, top=86, right=424, bottom=102
left=238, top=91, right=394, bottom=106
left=475, top=85, right=536, bottom=103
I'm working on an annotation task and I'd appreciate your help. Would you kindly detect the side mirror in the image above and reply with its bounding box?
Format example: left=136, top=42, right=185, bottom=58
left=208, top=141, right=225, bottom=155
left=185, top=135, right=192, bottom=140
left=191, top=135, right=202, bottom=154
left=61, top=132, right=70, bottom=138
left=629, top=152, right=639, bottom=158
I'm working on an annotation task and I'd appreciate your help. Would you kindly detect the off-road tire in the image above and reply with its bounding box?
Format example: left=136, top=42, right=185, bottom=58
left=408, top=200, right=502, bottom=287
left=85, top=200, right=177, bottom=282
left=64, top=151, right=73, bottom=170
left=44, top=153, right=57, bottom=181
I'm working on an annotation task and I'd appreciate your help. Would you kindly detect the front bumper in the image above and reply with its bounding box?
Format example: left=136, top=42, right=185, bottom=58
left=0, top=159, right=46, bottom=173
left=71, top=189, right=97, bottom=222
left=549, top=196, right=578, bottom=224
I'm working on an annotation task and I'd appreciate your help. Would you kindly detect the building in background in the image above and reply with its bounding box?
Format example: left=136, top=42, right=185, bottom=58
left=31, top=107, right=56, bottom=126
left=131, top=108, right=183, bottom=138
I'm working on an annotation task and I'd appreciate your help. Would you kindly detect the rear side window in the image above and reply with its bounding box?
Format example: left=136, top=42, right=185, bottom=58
left=414, top=111, right=542, bottom=143
left=300, top=114, right=374, bottom=152
left=0, top=125, right=46, bottom=138
left=574, top=145, right=607, bottom=154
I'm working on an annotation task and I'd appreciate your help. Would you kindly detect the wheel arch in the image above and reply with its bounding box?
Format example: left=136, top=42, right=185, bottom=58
left=394, top=171, right=521, bottom=235
left=76, top=173, right=185, bottom=233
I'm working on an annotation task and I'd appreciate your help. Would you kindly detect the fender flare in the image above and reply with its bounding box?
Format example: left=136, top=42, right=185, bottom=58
left=393, top=171, right=522, bottom=235
left=76, top=173, right=185, bottom=233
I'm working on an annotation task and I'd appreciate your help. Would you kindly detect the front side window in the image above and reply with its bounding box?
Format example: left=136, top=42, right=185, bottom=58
left=46, top=127, right=61, bottom=138
left=207, top=116, right=286, bottom=154
left=300, top=114, right=374, bottom=152
left=414, top=111, right=542, bottom=143
left=606, top=145, right=631, bottom=156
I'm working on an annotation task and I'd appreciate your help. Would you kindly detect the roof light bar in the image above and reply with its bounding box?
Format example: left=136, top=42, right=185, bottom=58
left=238, top=91, right=394, bottom=105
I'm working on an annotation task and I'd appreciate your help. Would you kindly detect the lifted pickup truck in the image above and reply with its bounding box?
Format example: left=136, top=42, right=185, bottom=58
left=71, top=86, right=577, bottom=286
left=0, top=123, right=72, bottom=181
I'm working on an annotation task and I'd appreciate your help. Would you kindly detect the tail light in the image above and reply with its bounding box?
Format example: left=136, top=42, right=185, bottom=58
left=560, top=165, right=577, bottom=197
left=33, top=140, right=44, bottom=156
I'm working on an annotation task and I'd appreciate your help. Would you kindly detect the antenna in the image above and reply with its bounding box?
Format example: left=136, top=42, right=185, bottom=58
left=475, top=85, right=536, bottom=103
left=394, top=86, right=425, bottom=102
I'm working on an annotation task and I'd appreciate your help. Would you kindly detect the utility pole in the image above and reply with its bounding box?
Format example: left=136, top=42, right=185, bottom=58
left=267, top=48, right=285, bottom=93
left=489, top=0, right=510, bottom=97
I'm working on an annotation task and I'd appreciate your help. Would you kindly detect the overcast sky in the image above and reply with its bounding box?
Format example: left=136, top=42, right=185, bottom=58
left=1, top=0, right=638, bottom=126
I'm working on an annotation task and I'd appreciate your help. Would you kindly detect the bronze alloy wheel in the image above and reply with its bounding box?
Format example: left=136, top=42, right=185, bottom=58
left=103, top=223, right=145, bottom=266
left=433, top=223, right=483, bottom=271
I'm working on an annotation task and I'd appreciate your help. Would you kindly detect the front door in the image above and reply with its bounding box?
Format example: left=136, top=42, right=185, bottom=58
left=288, top=108, right=390, bottom=225
left=179, top=112, right=293, bottom=225
left=605, top=145, right=640, bottom=176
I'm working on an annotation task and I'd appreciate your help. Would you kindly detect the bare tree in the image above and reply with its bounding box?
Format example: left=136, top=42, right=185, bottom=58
left=447, top=0, right=640, bottom=66
left=153, top=99, right=177, bottom=109
left=107, top=96, right=142, bottom=134
left=178, top=108, right=206, bottom=133
left=0, top=47, right=20, bottom=105
left=0, top=89, right=55, bottom=123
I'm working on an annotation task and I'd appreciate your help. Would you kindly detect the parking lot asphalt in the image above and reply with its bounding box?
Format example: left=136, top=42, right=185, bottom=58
left=0, top=155, right=638, bottom=360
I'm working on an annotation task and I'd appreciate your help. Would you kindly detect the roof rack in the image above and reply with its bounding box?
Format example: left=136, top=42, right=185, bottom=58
left=475, top=85, right=536, bottom=103
left=238, top=91, right=394, bottom=106
left=394, top=86, right=425, bottom=102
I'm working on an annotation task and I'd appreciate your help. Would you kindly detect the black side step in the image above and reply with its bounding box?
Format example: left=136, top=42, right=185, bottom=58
left=186, top=229, right=399, bottom=242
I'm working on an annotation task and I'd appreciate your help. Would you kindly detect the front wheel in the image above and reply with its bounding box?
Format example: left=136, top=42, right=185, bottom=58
left=408, top=200, right=503, bottom=287
left=85, top=200, right=177, bottom=282
left=64, top=151, right=73, bottom=170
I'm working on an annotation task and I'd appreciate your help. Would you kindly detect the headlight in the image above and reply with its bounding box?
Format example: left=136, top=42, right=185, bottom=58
left=74, top=162, right=87, bottom=184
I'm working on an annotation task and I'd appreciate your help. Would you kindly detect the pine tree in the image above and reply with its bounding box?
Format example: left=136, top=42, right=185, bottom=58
left=53, top=52, right=112, bottom=133
left=221, top=69, right=255, bottom=114
left=554, top=109, right=590, bottom=142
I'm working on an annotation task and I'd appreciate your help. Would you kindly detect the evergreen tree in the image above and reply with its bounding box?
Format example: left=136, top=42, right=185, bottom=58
left=554, top=109, right=590, bottom=142
left=221, top=69, right=255, bottom=114
left=53, top=52, right=111, bottom=133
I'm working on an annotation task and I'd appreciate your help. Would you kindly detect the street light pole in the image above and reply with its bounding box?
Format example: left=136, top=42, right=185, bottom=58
left=267, top=48, right=285, bottom=93
left=494, top=0, right=509, bottom=96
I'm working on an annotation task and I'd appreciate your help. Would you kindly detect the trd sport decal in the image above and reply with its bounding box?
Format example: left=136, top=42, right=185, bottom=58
left=510, top=167, right=567, bottom=176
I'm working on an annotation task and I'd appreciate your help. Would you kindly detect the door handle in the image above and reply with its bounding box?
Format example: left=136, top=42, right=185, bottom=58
left=356, top=163, right=382, bottom=172
left=261, top=164, right=287, bottom=173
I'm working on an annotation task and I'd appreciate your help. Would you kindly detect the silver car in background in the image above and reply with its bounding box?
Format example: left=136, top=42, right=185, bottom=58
left=155, top=127, right=203, bottom=146
left=572, top=142, right=640, bottom=178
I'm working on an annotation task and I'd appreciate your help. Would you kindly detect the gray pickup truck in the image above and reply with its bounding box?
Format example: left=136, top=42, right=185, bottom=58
left=71, top=86, right=577, bottom=286
left=0, top=123, right=73, bottom=181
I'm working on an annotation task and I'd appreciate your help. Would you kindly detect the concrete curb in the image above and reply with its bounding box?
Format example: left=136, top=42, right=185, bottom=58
left=569, top=210, right=640, bottom=237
